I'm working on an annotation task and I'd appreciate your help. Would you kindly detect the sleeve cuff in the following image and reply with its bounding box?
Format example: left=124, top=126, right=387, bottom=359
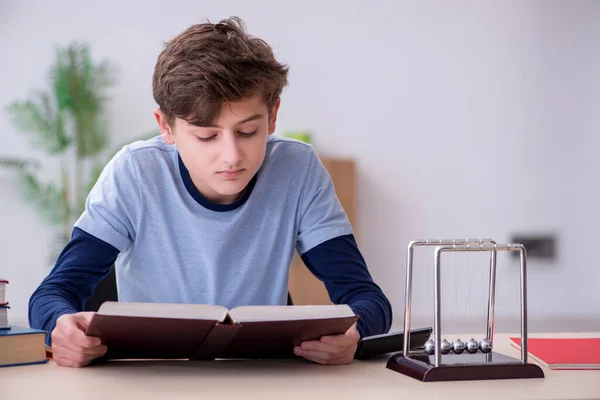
left=297, top=225, right=353, bottom=255
left=75, top=219, right=130, bottom=252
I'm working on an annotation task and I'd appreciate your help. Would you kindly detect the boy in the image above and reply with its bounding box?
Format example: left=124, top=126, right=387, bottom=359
left=29, top=17, right=392, bottom=368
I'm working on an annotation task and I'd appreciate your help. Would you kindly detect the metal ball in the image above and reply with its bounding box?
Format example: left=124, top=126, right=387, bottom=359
left=479, top=338, right=493, bottom=353
left=440, top=339, right=452, bottom=354
left=452, top=339, right=465, bottom=354
left=424, top=339, right=435, bottom=355
left=466, top=338, right=479, bottom=354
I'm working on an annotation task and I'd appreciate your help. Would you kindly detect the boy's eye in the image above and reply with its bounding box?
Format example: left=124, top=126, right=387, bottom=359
left=239, top=130, right=257, bottom=138
left=196, top=131, right=256, bottom=141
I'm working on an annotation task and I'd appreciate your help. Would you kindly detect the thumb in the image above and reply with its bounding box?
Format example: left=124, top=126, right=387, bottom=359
left=74, top=312, right=97, bottom=330
left=345, top=322, right=358, bottom=335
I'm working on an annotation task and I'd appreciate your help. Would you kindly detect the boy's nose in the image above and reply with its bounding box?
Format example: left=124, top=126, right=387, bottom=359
left=221, top=137, right=243, bottom=165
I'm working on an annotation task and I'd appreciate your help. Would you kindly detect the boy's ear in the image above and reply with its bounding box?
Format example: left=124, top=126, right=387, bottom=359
left=154, top=108, right=176, bottom=145
left=267, top=98, right=281, bottom=135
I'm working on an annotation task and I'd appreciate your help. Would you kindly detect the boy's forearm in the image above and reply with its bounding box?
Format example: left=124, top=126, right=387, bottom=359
left=346, top=293, right=393, bottom=337
left=29, top=270, right=102, bottom=345
left=28, top=227, right=120, bottom=344
left=300, top=234, right=393, bottom=338
left=29, top=284, right=79, bottom=344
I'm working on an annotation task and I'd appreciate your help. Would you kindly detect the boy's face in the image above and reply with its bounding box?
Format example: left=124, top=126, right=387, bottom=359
left=155, top=95, right=280, bottom=204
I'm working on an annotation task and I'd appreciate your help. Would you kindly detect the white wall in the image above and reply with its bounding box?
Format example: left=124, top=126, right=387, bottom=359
left=1, top=0, right=598, bottom=333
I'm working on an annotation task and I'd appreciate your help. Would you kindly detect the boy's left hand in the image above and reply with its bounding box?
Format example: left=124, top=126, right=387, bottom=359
left=294, top=322, right=360, bottom=365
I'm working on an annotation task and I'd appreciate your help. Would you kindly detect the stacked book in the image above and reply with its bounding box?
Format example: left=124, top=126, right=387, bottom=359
left=0, top=279, right=8, bottom=329
left=0, top=279, right=48, bottom=368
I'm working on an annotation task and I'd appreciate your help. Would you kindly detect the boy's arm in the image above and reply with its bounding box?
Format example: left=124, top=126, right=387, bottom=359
left=29, top=227, right=119, bottom=344
left=31, top=145, right=139, bottom=341
left=293, top=147, right=392, bottom=339
left=300, top=234, right=392, bottom=338
left=31, top=147, right=137, bottom=366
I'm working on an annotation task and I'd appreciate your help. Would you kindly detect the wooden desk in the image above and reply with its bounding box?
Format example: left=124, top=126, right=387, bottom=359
left=3, top=333, right=599, bottom=400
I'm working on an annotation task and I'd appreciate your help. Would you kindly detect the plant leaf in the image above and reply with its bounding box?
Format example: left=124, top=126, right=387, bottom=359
left=50, top=42, right=117, bottom=158
left=52, top=46, right=72, bottom=112
left=0, top=157, right=41, bottom=170
left=18, top=172, right=69, bottom=226
left=6, top=92, right=70, bottom=154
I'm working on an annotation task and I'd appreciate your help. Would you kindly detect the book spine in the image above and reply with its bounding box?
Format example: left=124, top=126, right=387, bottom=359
left=189, top=322, right=241, bottom=360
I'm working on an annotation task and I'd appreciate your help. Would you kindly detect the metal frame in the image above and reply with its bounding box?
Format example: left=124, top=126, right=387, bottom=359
left=402, top=239, right=530, bottom=368
left=432, top=243, right=528, bottom=367
left=402, top=239, right=497, bottom=356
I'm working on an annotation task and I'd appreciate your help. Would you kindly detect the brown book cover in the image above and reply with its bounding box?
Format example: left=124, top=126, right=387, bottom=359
left=86, top=301, right=358, bottom=361
left=190, top=322, right=242, bottom=360
left=220, top=317, right=358, bottom=359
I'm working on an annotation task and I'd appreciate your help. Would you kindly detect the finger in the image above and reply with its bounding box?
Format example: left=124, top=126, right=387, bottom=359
left=321, top=324, right=360, bottom=346
left=348, top=322, right=358, bottom=332
left=300, top=340, right=349, bottom=355
left=306, top=355, right=353, bottom=365
left=52, top=326, right=105, bottom=354
left=55, top=314, right=102, bottom=349
left=53, top=347, right=99, bottom=368
left=55, top=344, right=103, bottom=362
left=320, top=334, right=358, bottom=347
left=294, top=347, right=350, bottom=363
left=75, top=312, right=97, bottom=326
left=64, top=323, right=103, bottom=348
left=54, top=355, right=90, bottom=368
left=294, top=348, right=352, bottom=365
left=56, top=341, right=107, bottom=357
left=54, top=356, right=94, bottom=368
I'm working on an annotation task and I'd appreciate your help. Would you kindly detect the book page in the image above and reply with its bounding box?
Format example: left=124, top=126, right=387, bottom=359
left=97, top=301, right=229, bottom=322
left=228, top=304, right=355, bottom=323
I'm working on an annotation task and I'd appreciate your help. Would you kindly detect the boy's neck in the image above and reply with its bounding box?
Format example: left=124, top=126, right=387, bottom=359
left=178, top=154, right=257, bottom=212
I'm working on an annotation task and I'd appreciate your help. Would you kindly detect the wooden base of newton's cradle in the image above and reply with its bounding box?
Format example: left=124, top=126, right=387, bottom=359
left=387, top=351, right=544, bottom=382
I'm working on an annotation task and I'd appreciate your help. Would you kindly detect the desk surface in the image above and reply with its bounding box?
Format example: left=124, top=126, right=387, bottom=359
left=2, top=333, right=599, bottom=400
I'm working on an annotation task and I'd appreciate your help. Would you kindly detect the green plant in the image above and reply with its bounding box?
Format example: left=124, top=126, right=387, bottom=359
left=1, top=43, right=154, bottom=260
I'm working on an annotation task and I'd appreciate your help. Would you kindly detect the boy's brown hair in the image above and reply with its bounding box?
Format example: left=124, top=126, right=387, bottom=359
left=152, top=16, right=289, bottom=127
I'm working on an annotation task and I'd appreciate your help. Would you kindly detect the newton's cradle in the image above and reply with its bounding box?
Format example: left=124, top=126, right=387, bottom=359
left=387, top=238, right=545, bottom=382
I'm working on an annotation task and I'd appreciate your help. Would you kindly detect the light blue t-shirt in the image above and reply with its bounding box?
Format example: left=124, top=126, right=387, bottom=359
left=75, top=135, right=352, bottom=309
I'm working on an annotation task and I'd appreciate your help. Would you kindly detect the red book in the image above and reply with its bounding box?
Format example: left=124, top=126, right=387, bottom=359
left=510, top=337, right=600, bottom=370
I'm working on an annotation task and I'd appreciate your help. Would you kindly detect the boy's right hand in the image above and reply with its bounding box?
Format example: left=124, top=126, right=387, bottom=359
left=51, top=312, right=107, bottom=367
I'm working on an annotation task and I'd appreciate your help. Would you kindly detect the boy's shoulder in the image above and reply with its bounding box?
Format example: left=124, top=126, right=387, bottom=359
left=109, top=136, right=175, bottom=167
left=262, top=136, right=323, bottom=180
left=266, top=135, right=315, bottom=162
left=121, top=136, right=174, bottom=156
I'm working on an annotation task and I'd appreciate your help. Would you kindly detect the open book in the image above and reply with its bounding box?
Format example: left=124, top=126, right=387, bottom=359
left=86, top=301, right=358, bottom=361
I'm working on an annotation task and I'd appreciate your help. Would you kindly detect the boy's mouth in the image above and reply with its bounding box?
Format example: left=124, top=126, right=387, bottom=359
left=218, top=169, right=244, bottom=179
